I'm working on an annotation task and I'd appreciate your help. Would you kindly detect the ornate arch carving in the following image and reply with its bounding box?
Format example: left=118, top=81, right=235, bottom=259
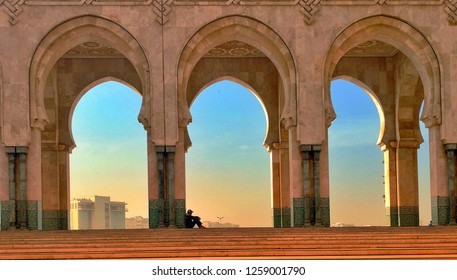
left=177, top=15, right=297, bottom=132
left=29, top=15, right=151, bottom=130
left=324, top=15, right=442, bottom=129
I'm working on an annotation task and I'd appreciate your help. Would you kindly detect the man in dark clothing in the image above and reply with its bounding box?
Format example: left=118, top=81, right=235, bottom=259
left=185, top=209, right=206, bottom=228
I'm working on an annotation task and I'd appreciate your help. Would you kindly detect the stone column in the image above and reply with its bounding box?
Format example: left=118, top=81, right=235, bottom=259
left=26, top=127, right=42, bottom=230
left=300, top=144, right=323, bottom=226
left=312, top=145, right=322, bottom=226
left=270, top=144, right=282, bottom=228
left=166, top=146, right=176, bottom=228
left=155, top=145, right=176, bottom=228
left=0, top=144, right=8, bottom=230
left=319, top=141, right=330, bottom=227
left=6, top=147, right=28, bottom=229
left=279, top=142, right=290, bottom=227
left=147, top=132, right=160, bottom=228
left=156, top=146, right=166, bottom=228
left=381, top=144, right=399, bottom=226
left=17, top=148, right=27, bottom=229
left=396, top=142, right=419, bottom=226
left=41, top=144, right=60, bottom=230
left=289, top=127, right=304, bottom=227
left=7, top=150, right=15, bottom=229
left=58, top=146, right=70, bottom=230
left=429, top=125, right=449, bottom=225
left=444, top=143, right=457, bottom=225
left=301, top=145, right=311, bottom=226
left=174, top=128, right=187, bottom=228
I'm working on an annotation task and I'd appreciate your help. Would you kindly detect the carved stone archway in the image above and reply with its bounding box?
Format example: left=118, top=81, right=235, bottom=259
left=27, top=16, right=150, bottom=230
left=324, top=15, right=443, bottom=226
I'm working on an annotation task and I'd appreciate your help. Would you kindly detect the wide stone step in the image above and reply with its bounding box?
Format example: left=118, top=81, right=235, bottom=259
left=1, top=227, right=456, bottom=259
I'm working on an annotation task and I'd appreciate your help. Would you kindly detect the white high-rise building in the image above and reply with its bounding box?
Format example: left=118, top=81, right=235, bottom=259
left=70, top=195, right=127, bottom=230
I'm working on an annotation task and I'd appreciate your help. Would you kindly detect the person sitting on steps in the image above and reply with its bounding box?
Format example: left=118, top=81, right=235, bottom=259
left=185, top=209, right=206, bottom=228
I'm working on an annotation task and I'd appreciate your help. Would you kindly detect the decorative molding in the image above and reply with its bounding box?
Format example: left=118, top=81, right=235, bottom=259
left=445, top=0, right=457, bottom=24
left=1, top=0, right=454, bottom=26
left=299, top=0, right=321, bottom=25
left=1, top=0, right=25, bottom=25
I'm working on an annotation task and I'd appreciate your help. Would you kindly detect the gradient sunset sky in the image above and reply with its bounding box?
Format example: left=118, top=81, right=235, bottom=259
left=70, top=80, right=431, bottom=227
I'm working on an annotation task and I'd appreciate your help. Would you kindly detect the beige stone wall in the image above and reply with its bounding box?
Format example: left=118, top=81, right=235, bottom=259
left=0, top=3, right=454, bottom=145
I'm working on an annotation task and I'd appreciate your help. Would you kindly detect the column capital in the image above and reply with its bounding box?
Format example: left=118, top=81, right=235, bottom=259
left=155, top=146, right=176, bottom=153
left=444, top=143, right=457, bottom=151
left=31, top=119, right=47, bottom=131
left=300, top=144, right=321, bottom=153
left=4, top=146, right=28, bottom=154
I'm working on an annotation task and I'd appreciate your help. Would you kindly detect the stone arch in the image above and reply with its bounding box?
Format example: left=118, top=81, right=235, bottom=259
left=190, top=76, right=271, bottom=147
left=177, top=15, right=297, bottom=130
left=332, top=75, right=386, bottom=147
left=29, top=15, right=151, bottom=130
left=68, top=77, right=143, bottom=152
left=324, top=15, right=441, bottom=129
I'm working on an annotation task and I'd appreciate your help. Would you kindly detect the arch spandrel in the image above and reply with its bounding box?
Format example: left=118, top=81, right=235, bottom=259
left=177, top=16, right=297, bottom=134
left=30, top=16, right=151, bottom=131
left=324, top=15, right=442, bottom=129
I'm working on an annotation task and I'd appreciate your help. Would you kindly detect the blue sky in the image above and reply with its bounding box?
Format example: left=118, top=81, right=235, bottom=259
left=70, top=80, right=431, bottom=226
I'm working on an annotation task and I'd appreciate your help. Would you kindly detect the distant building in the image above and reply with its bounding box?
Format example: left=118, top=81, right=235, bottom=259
left=203, top=221, right=240, bottom=228
left=126, top=216, right=149, bottom=229
left=331, top=222, right=355, bottom=227
left=70, top=195, right=127, bottom=230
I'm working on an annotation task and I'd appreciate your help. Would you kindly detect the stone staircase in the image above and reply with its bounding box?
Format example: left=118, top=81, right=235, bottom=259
left=0, top=227, right=456, bottom=259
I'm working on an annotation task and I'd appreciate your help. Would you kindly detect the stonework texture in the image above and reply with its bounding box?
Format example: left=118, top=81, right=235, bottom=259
left=432, top=196, right=450, bottom=225
left=0, top=1, right=455, bottom=229
left=149, top=200, right=160, bottom=229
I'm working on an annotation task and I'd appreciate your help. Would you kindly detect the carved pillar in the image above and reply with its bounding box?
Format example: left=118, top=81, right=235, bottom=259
left=155, top=145, right=176, bottom=228
left=300, top=144, right=323, bottom=226
left=26, top=127, right=43, bottom=230
left=147, top=133, right=160, bottom=229
left=428, top=124, right=448, bottom=225
left=270, top=143, right=282, bottom=228
left=7, top=150, right=15, bottom=229
left=58, top=146, right=70, bottom=230
left=174, top=127, right=187, bottom=228
left=301, top=145, right=311, bottom=226
left=381, top=144, right=399, bottom=226
left=279, top=142, right=290, bottom=227
left=289, top=127, right=304, bottom=227
left=444, top=143, right=457, bottom=225
left=312, top=146, right=322, bottom=226
left=156, top=147, right=166, bottom=227
left=0, top=144, right=8, bottom=230
left=6, top=147, right=28, bottom=229
left=396, top=142, right=419, bottom=226
left=166, top=147, right=176, bottom=228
